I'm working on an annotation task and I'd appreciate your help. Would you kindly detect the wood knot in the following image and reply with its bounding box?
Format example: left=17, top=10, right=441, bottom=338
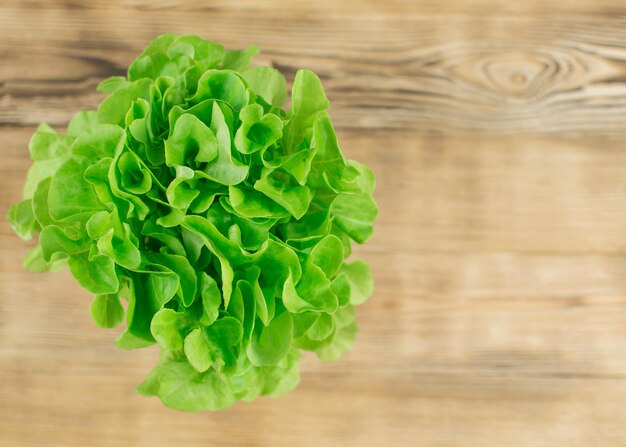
left=444, top=47, right=609, bottom=103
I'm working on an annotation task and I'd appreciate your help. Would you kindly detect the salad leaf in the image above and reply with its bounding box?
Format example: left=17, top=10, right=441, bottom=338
left=91, top=294, right=125, bottom=328
left=7, top=34, right=378, bottom=412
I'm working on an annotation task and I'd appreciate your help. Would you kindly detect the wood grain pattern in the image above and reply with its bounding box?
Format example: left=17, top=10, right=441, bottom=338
left=2, top=1, right=626, bottom=446
left=4, top=0, right=626, bottom=16
left=4, top=5, right=626, bottom=134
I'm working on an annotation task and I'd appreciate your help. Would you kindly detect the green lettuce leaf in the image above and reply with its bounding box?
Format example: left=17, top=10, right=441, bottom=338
left=7, top=34, right=378, bottom=413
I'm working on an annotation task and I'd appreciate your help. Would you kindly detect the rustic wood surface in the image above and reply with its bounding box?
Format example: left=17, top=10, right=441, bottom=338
left=3, top=1, right=626, bottom=446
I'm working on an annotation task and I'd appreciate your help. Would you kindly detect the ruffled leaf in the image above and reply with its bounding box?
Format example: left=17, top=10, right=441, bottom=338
left=7, top=34, right=378, bottom=413
left=91, top=294, right=125, bottom=328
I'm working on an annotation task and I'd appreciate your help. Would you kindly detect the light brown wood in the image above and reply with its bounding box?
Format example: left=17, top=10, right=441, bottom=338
left=4, top=6, right=626, bottom=135
left=3, top=0, right=626, bottom=17
left=3, top=1, right=626, bottom=446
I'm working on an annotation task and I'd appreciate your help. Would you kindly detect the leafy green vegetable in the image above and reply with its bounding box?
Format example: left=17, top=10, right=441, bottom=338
left=7, top=34, right=378, bottom=412
left=91, top=294, right=125, bottom=328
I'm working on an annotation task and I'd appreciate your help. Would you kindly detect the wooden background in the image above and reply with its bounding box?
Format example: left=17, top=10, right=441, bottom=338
left=2, top=1, right=626, bottom=446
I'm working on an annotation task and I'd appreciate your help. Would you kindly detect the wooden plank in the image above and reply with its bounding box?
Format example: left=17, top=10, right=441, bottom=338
left=3, top=8, right=626, bottom=134
left=3, top=248, right=626, bottom=376
left=364, top=132, right=626, bottom=254
left=3, top=0, right=626, bottom=17
left=5, top=126, right=626, bottom=254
